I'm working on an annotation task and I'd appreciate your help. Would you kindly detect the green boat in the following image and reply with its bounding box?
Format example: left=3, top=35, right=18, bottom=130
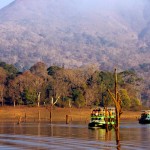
left=139, top=110, right=150, bottom=124
left=88, top=107, right=116, bottom=129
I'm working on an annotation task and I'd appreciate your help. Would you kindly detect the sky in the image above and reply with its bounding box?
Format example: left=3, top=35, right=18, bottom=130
left=0, top=0, right=145, bottom=11
left=0, top=0, right=14, bottom=9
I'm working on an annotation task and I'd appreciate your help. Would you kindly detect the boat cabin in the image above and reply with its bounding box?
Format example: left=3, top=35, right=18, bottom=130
left=139, top=110, right=150, bottom=124
left=88, top=107, right=116, bottom=129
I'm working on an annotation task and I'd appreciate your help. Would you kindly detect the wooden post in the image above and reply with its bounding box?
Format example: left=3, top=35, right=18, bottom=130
left=66, top=115, right=69, bottom=124
left=45, top=105, right=52, bottom=123
left=50, top=106, right=52, bottom=123
left=38, top=110, right=41, bottom=122
left=25, top=113, right=27, bottom=122
left=17, top=116, right=22, bottom=124
left=69, top=104, right=72, bottom=123
left=45, top=96, right=60, bottom=124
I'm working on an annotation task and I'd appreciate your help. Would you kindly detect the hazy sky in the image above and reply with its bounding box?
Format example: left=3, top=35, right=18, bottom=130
left=0, top=0, right=145, bottom=11
left=0, top=0, right=14, bottom=9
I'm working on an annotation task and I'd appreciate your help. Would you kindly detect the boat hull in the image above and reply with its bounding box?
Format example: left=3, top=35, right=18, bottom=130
left=88, top=122, right=113, bottom=129
left=139, top=119, right=150, bottom=124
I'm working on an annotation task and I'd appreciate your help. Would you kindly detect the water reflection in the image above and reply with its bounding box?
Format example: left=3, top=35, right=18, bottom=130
left=89, top=128, right=116, bottom=141
left=0, top=121, right=149, bottom=149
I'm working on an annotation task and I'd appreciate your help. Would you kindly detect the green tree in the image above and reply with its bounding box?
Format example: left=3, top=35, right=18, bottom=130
left=98, top=71, right=115, bottom=90
left=0, top=61, right=19, bottom=79
left=0, top=67, right=8, bottom=105
left=72, top=88, right=85, bottom=107
left=23, top=89, right=37, bottom=106
left=131, top=97, right=141, bottom=108
left=47, top=66, right=62, bottom=76
left=120, top=89, right=131, bottom=109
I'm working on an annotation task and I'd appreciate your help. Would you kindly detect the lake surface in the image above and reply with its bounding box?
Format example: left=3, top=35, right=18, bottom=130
left=0, top=120, right=149, bottom=150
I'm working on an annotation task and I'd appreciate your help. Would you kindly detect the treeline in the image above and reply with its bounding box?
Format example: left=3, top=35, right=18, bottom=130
left=0, top=61, right=143, bottom=110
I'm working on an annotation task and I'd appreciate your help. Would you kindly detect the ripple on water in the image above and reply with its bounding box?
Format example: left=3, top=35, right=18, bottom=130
left=0, top=121, right=150, bottom=150
left=0, top=134, right=118, bottom=150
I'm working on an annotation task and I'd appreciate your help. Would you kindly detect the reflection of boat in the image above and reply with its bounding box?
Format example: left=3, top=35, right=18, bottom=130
left=88, top=107, right=116, bottom=129
left=139, top=110, right=150, bottom=124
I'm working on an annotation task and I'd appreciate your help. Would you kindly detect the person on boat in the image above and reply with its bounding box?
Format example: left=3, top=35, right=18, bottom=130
left=105, top=109, right=109, bottom=116
left=91, top=109, right=97, bottom=116
left=95, top=110, right=99, bottom=116
left=91, top=110, right=95, bottom=116
left=109, top=110, right=112, bottom=116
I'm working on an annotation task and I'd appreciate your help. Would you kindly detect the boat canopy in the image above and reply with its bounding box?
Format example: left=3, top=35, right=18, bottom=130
left=91, top=107, right=116, bottom=116
left=91, top=107, right=115, bottom=111
left=141, top=110, right=150, bottom=114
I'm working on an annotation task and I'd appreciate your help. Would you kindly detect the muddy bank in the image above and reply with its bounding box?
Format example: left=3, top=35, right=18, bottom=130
left=0, top=106, right=141, bottom=123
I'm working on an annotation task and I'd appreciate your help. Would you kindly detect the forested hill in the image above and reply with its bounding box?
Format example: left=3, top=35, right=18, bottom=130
left=0, top=0, right=149, bottom=71
left=0, top=61, right=145, bottom=109
left=0, top=0, right=149, bottom=104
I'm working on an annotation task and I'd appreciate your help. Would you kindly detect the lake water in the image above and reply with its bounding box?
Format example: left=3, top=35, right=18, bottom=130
left=0, top=120, right=149, bottom=150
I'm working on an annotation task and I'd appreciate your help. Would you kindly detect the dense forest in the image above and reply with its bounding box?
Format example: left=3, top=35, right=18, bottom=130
left=0, top=61, right=145, bottom=110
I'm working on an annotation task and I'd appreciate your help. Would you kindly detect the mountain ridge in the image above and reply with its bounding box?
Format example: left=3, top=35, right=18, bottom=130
left=0, top=0, right=149, bottom=71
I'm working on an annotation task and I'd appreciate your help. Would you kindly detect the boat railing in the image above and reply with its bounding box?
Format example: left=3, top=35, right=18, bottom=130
left=91, top=108, right=116, bottom=118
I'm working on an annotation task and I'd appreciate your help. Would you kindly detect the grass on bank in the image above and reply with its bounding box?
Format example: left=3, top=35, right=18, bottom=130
left=0, top=106, right=141, bottom=123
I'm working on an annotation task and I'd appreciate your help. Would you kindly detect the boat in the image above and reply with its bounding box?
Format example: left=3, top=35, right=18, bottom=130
left=139, top=110, right=150, bottom=124
left=88, top=107, right=116, bottom=129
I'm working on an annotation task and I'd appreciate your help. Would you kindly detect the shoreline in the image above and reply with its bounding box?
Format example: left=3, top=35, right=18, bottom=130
left=0, top=106, right=141, bottom=123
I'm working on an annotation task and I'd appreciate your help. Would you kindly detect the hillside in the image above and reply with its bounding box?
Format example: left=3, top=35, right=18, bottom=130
left=0, top=0, right=149, bottom=71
